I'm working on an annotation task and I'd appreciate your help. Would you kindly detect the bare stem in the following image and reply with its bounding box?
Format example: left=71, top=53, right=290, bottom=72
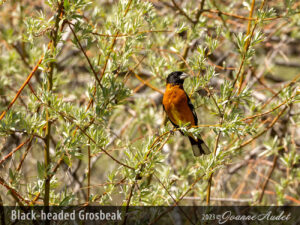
left=87, top=140, right=91, bottom=204
left=44, top=2, right=64, bottom=207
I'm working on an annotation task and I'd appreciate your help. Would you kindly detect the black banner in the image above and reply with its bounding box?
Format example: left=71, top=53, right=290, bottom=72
left=0, top=206, right=299, bottom=225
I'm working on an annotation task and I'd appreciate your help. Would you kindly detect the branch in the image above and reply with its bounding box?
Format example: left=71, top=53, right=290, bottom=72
left=0, top=56, right=44, bottom=121
left=0, top=176, right=30, bottom=205
left=171, top=0, right=195, bottom=24
left=240, top=105, right=288, bottom=148
left=121, top=181, right=136, bottom=225
left=44, top=1, right=65, bottom=208
left=68, top=22, right=102, bottom=87
left=154, top=174, right=195, bottom=225
left=194, top=0, right=206, bottom=23
left=0, top=136, right=33, bottom=166
left=258, top=155, right=278, bottom=203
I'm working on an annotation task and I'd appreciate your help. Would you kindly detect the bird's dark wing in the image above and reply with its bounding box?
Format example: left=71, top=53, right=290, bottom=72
left=185, top=93, right=198, bottom=125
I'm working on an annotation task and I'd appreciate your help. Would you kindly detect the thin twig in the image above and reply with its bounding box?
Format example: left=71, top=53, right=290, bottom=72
left=68, top=22, right=102, bottom=87
left=92, top=29, right=172, bottom=38
left=122, top=181, right=136, bottom=225
left=0, top=137, right=32, bottom=165
left=154, top=174, right=195, bottom=225
left=238, top=0, right=256, bottom=94
left=261, top=73, right=300, bottom=110
left=194, top=0, right=206, bottom=23
left=206, top=131, right=221, bottom=205
left=0, top=56, right=44, bottom=121
left=258, top=154, right=278, bottom=203
left=0, top=176, right=30, bottom=205
left=59, top=111, right=134, bottom=170
left=87, top=139, right=91, bottom=204
left=16, top=141, right=32, bottom=172
left=171, top=0, right=195, bottom=24
left=149, top=174, right=205, bottom=225
left=133, top=71, right=163, bottom=94
left=242, top=93, right=296, bottom=121
left=240, top=105, right=288, bottom=148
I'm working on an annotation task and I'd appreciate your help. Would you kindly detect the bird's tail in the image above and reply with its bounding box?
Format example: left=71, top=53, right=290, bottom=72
left=188, top=136, right=210, bottom=156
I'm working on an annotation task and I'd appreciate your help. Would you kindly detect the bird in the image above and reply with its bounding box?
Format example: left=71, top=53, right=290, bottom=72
left=162, top=71, right=210, bottom=156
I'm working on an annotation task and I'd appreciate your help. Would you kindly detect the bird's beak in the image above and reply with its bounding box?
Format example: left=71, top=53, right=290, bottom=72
left=179, top=73, right=189, bottom=80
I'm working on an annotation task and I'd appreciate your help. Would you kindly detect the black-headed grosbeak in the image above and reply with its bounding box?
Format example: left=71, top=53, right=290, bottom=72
left=162, top=71, right=210, bottom=156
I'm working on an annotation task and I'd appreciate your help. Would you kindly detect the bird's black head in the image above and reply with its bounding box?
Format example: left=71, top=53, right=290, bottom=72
left=166, top=71, right=189, bottom=85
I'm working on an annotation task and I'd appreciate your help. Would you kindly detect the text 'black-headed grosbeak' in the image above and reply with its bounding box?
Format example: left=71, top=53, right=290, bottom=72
left=162, top=71, right=210, bottom=156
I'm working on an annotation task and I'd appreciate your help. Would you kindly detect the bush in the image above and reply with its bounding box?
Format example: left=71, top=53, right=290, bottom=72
left=0, top=0, right=299, bottom=206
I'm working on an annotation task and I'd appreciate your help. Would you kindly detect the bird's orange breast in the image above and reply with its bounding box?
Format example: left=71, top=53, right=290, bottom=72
left=162, top=84, right=195, bottom=126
